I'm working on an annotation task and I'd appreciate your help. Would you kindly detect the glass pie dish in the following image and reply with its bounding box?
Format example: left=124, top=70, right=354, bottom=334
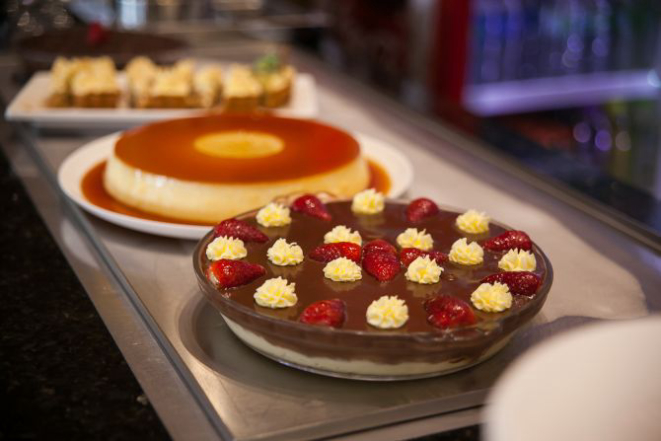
left=192, top=199, right=553, bottom=381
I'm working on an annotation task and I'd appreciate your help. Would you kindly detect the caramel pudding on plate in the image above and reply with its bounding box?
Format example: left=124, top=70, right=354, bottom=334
left=103, top=114, right=370, bottom=224
left=193, top=193, right=553, bottom=380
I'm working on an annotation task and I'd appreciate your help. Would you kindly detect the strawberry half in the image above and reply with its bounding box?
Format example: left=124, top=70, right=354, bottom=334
left=299, top=299, right=346, bottom=327
left=309, top=242, right=361, bottom=263
left=483, top=230, right=532, bottom=252
left=400, top=248, right=448, bottom=267
left=362, top=250, right=400, bottom=281
left=213, top=219, right=268, bottom=243
left=481, top=272, right=541, bottom=296
left=363, top=239, right=397, bottom=257
left=206, top=259, right=265, bottom=289
left=406, top=198, right=440, bottom=222
left=424, top=295, right=476, bottom=329
left=291, top=194, right=332, bottom=221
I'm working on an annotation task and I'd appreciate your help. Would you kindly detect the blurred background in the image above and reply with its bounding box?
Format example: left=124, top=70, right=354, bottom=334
left=3, top=0, right=660, bottom=239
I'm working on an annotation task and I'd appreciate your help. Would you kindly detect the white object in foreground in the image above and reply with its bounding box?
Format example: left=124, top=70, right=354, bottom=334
left=486, top=316, right=661, bottom=441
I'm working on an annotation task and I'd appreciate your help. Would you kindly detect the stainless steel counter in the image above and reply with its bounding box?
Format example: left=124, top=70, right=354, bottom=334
left=2, top=43, right=659, bottom=440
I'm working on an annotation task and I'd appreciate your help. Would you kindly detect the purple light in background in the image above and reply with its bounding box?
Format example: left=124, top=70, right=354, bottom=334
left=595, top=130, right=612, bottom=151
left=592, top=38, right=608, bottom=57
left=573, top=122, right=591, bottom=143
left=567, top=34, right=584, bottom=53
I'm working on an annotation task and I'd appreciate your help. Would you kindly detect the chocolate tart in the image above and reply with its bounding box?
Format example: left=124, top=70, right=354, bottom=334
left=193, top=200, right=553, bottom=380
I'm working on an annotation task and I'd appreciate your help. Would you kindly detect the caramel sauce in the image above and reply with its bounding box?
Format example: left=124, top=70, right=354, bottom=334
left=115, top=114, right=361, bottom=183
left=81, top=161, right=210, bottom=225
left=81, top=159, right=391, bottom=225
left=367, top=159, right=390, bottom=194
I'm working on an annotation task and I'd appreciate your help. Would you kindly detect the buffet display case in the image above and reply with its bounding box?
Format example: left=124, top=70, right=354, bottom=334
left=2, top=38, right=659, bottom=440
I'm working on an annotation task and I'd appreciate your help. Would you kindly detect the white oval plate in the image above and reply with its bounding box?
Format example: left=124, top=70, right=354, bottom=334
left=58, top=132, right=413, bottom=240
left=486, top=316, right=661, bottom=441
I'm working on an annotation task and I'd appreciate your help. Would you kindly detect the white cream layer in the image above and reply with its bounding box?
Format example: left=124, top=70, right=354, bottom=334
left=222, top=315, right=512, bottom=378
left=104, top=152, right=370, bottom=224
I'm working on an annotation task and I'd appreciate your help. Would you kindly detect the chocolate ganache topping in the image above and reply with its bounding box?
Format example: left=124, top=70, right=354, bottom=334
left=194, top=199, right=552, bottom=365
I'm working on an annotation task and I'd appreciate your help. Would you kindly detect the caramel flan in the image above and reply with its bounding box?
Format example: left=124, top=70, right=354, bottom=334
left=103, top=115, right=370, bottom=224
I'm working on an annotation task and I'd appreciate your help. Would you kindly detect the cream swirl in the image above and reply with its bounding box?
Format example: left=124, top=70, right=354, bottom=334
left=205, top=236, right=247, bottom=261
left=455, top=209, right=490, bottom=234
left=324, top=225, right=362, bottom=245
left=366, top=296, right=409, bottom=329
left=396, top=228, right=433, bottom=251
left=256, top=203, right=292, bottom=227
left=323, top=257, right=362, bottom=282
left=351, top=188, right=385, bottom=214
left=253, top=277, right=297, bottom=308
left=498, top=249, right=537, bottom=271
left=448, top=238, right=484, bottom=265
left=470, top=282, right=512, bottom=312
left=405, top=256, right=443, bottom=284
left=267, top=238, right=303, bottom=266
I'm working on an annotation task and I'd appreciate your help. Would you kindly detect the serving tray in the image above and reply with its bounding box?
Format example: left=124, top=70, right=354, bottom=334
left=5, top=45, right=656, bottom=440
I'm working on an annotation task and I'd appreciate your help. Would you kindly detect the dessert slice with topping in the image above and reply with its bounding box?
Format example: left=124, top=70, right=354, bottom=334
left=69, top=57, right=121, bottom=108
left=139, top=61, right=196, bottom=108
left=224, top=64, right=263, bottom=112
left=193, top=65, right=223, bottom=108
left=47, top=57, right=79, bottom=107
left=253, top=53, right=295, bottom=108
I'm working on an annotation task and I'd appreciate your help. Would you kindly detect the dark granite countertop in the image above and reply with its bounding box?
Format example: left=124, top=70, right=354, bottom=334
left=0, top=146, right=480, bottom=440
left=0, top=146, right=169, bottom=440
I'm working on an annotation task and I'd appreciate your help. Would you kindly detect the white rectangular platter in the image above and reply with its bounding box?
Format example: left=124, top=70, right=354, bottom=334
left=6, top=71, right=318, bottom=130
